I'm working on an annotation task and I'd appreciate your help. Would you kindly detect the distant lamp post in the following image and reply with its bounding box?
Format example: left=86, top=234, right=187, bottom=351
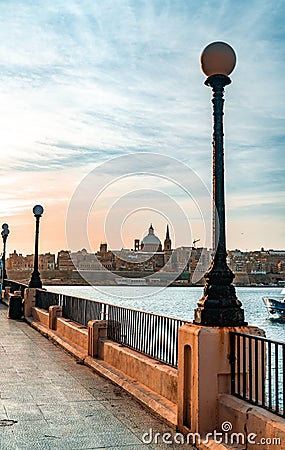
left=194, top=42, right=245, bottom=326
left=1, top=223, right=10, bottom=288
left=29, top=205, right=44, bottom=289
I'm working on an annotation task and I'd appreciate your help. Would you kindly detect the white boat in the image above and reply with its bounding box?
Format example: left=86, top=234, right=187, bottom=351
left=263, top=288, right=285, bottom=317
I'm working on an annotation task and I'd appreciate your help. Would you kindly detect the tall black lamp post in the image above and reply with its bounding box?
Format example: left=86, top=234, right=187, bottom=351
left=1, top=223, right=10, bottom=288
left=29, top=205, right=44, bottom=289
left=194, top=42, right=245, bottom=326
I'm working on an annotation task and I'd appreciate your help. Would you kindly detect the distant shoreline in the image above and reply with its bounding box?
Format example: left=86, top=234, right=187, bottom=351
left=43, top=282, right=282, bottom=288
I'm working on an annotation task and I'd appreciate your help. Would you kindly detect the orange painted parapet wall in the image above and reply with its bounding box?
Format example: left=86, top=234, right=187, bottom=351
left=24, top=288, right=177, bottom=426
left=31, top=307, right=49, bottom=329
left=218, top=394, right=285, bottom=450
left=97, top=340, right=177, bottom=404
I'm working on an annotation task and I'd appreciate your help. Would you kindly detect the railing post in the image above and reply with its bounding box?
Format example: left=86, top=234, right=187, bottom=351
left=88, top=320, right=108, bottom=358
left=4, top=287, right=11, bottom=302
left=23, top=288, right=37, bottom=317
left=229, top=332, right=236, bottom=395
left=49, top=305, right=62, bottom=330
left=177, top=324, right=264, bottom=437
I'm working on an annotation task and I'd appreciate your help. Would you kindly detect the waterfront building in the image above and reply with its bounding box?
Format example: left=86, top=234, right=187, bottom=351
left=97, top=244, right=116, bottom=271
left=70, top=249, right=101, bottom=271
left=6, top=250, right=55, bottom=271
left=6, top=250, right=27, bottom=270
left=57, top=250, right=75, bottom=270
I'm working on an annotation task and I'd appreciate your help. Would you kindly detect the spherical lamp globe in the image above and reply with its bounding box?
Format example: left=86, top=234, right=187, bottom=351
left=201, top=41, right=236, bottom=77
left=33, top=205, right=44, bottom=217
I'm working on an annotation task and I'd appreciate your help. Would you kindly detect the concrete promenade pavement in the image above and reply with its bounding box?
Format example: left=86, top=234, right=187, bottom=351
left=0, top=304, right=195, bottom=450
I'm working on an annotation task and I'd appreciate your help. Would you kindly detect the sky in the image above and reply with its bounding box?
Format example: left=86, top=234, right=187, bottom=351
left=0, top=0, right=284, bottom=255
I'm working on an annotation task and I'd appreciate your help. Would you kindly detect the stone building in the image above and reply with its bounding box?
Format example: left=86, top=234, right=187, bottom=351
left=6, top=250, right=55, bottom=271
left=57, top=250, right=75, bottom=270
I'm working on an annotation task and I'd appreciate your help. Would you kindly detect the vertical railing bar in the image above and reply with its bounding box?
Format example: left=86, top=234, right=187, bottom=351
left=170, top=319, right=174, bottom=367
left=152, top=315, right=157, bottom=359
left=164, top=318, right=169, bottom=365
left=153, top=315, right=157, bottom=360
left=249, top=337, right=252, bottom=401
left=268, top=341, right=272, bottom=410
left=156, top=315, right=160, bottom=361
left=275, top=343, right=279, bottom=413
left=84, top=299, right=88, bottom=327
left=161, top=316, right=165, bottom=362
left=152, top=313, right=156, bottom=359
left=283, top=345, right=285, bottom=417
left=242, top=335, right=247, bottom=399
left=133, top=310, right=137, bottom=350
left=139, top=311, right=143, bottom=353
left=230, top=332, right=236, bottom=395
left=164, top=317, right=168, bottom=364
left=255, top=338, right=259, bottom=404
left=261, top=339, right=265, bottom=407
left=140, top=312, right=143, bottom=353
left=120, top=307, right=124, bottom=344
left=150, top=313, right=153, bottom=357
left=146, top=313, right=150, bottom=355
left=163, top=316, right=166, bottom=364
left=159, top=316, right=163, bottom=362
left=138, top=311, right=142, bottom=352
left=237, top=334, right=241, bottom=396
left=160, top=315, right=163, bottom=361
left=129, top=308, right=132, bottom=347
left=164, top=319, right=172, bottom=364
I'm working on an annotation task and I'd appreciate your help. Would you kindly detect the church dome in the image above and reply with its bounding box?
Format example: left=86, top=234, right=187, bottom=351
left=141, top=224, right=161, bottom=251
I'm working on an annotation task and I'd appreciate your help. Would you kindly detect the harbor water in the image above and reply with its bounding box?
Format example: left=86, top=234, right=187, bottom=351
left=44, top=285, right=285, bottom=343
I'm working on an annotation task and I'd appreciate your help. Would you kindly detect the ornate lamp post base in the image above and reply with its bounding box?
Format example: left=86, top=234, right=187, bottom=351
left=29, top=271, right=42, bottom=289
left=194, top=305, right=245, bottom=327
left=194, top=261, right=245, bottom=326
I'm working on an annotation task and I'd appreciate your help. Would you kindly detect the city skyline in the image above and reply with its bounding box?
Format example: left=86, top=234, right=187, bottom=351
left=0, top=1, right=284, bottom=255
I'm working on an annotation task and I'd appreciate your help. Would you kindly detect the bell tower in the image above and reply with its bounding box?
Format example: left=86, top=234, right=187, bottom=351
left=164, top=225, right=172, bottom=265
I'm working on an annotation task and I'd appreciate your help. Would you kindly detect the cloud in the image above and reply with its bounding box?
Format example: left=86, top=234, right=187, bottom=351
left=0, top=0, right=284, bottom=251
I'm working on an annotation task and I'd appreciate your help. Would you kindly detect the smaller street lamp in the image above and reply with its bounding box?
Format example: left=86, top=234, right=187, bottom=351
left=1, top=223, right=10, bottom=288
left=29, top=205, right=44, bottom=289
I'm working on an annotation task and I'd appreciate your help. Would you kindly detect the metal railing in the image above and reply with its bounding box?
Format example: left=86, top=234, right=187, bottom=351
left=36, top=290, right=61, bottom=310
left=230, top=332, right=285, bottom=417
left=61, top=294, right=107, bottom=326
left=4, top=279, right=28, bottom=297
left=33, top=289, right=187, bottom=368
left=107, top=304, right=187, bottom=367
